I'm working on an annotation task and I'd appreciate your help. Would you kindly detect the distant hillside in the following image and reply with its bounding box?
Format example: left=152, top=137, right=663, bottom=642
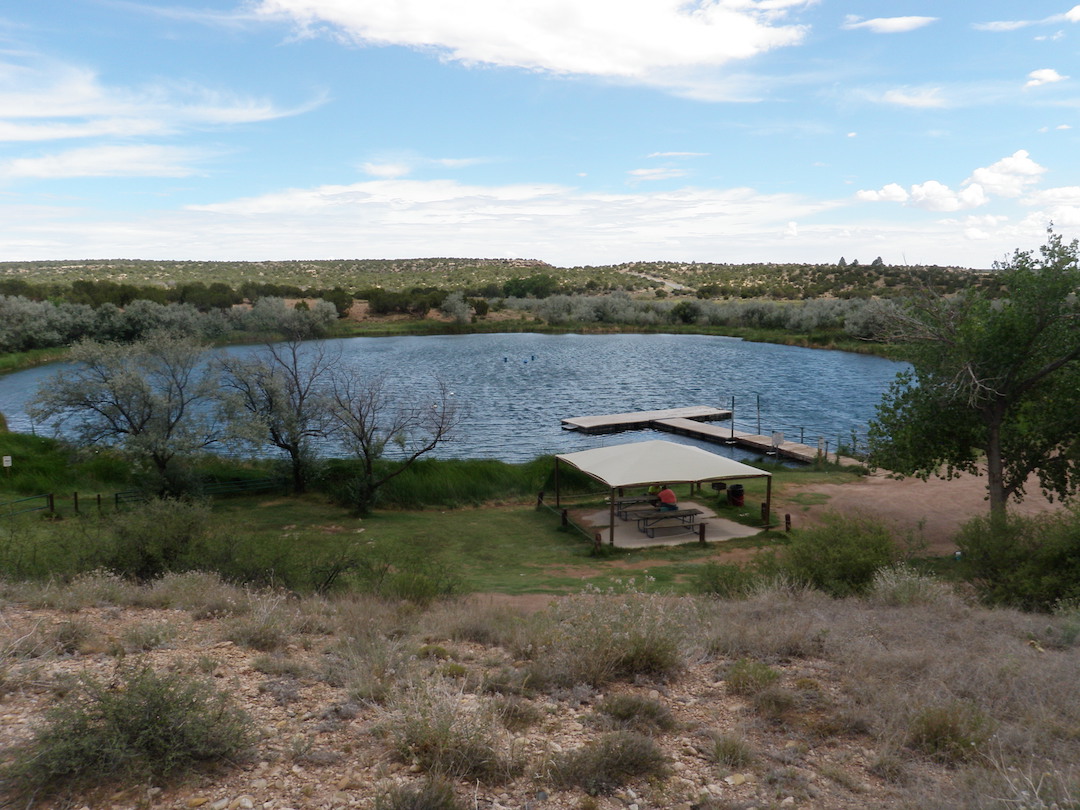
left=0, top=256, right=990, bottom=300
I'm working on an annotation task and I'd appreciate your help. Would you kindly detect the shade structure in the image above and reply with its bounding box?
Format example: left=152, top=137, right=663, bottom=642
left=556, top=439, right=770, bottom=489
left=554, top=439, right=772, bottom=545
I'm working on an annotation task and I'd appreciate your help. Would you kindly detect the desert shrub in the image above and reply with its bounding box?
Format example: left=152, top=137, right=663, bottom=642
left=108, top=498, right=213, bottom=581
left=591, top=693, right=676, bottom=735
left=723, top=659, right=780, bottom=696
left=752, top=686, right=798, bottom=722
left=147, top=571, right=251, bottom=618
left=865, top=564, right=960, bottom=608
left=491, top=695, right=543, bottom=732
left=2, top=665, right=254, bottom=798
left=693, top=562, right=761, bottom=598
left=549, top=731, right=669, bottom=795
left=774, top=513, right=898, bottom=597
left=520, top=590, right=687, bottom=689
left=224, top=597, right=294, bottom=651
left=706, top=732, right=755, bottom=770
left=956, top=510, right=1080, bottom=611
left=375, top=778, right=465, bottom=810
left=120, top=621, right=176, bottom=652
left=906, top=701, right=994, bottom=764
left=383, top=681, right=519, bottom=783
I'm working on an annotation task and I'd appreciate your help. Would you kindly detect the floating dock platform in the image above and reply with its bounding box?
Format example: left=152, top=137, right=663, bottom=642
left=561, top=406, right=731, bottom=434
left=563, top=408, right=843, bottom=464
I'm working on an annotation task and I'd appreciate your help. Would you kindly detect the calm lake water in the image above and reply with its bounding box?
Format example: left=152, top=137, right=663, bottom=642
left=0, top=333, right=907, bottom=463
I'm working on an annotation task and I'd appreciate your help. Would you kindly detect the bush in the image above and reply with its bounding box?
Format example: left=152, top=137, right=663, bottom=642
left=775, top=513, right=898, bottom=597
left=2, top=665, right=254, bottom=798
left=550, top=731, right=669, bottom=795
left=906, top=701, right=993, bottom=764
left=956, top=510, right=1080, bottom=611
left=375, top=778, right=464, bottom=810
left=706, top=732, right=756, bottom=770
left=109, top=498, right=213, bottom=581
left=723, top=658, right=780, bottom=696
left=693, top=562, right=761, bottom=598
left=592, top=693, right=677, bottom=735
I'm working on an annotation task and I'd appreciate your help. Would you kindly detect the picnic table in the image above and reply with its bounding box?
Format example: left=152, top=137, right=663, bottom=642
left=615, top=496, right=658, bottom=520
left=634, top=508, right=704, bottom=538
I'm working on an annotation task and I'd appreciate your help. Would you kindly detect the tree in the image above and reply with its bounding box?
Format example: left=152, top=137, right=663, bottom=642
left=867, top=230, right=1080, bottom=519
left=217, top=340, right=337, bottom=493
left=327, top=371, right=461, bottom=514
left=29, top=332, right=222, bottom=494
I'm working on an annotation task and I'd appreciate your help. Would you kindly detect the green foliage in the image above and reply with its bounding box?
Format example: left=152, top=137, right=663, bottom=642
left=692, top=561, right=761, bottom=598
left=773, top=513, right=898, bottom=597
left=707, top=732, right=756, bottom=770
left=906, top=702, right=993, bottom=764
left=592, top=693, right=677, bottom=735
left=2, top=665, right=254, bottom=798
left=955, top=509, right=1080, bottom=611
left=723, top=658, right=780, bottom=696
left=109, top=498, right=213, bottom=581
left=549, top=731, right=669, bottom=795
left=375, top=778, right=465, bottom=810
left=869, top=230, right=1080, bottom=516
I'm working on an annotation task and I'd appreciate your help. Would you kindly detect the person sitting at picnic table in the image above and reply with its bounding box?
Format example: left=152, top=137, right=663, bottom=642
left=656, top=486, right=678, bottom=511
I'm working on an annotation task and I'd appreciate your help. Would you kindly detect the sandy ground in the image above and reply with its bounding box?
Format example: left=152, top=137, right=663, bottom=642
left=777, top=468, right=1066, bottom=555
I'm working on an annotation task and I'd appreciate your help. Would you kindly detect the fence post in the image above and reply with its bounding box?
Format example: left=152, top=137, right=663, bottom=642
left=785, top=513, right=792, bottom=532
left=593, top=532, right=602, bottom=552
left=73, top=491, right=79, bottom=514
left=47, top=494, right=55, bottom=514
left=761, top=502, right=769, bottom=524
left=535, top=491, right=545, bottom=509
left=698, top=523, right=706, bottom=545
left=561, top=509, right=568, bottom=527
left=97, top=493, right=102, bottom=512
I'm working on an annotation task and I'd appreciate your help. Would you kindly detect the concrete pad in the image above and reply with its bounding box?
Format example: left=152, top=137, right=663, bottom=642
left=578, top=499, right=765, bottom=549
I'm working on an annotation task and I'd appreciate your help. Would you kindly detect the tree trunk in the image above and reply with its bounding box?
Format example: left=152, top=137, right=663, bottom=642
left=984, top=409, right=1008, bottom=528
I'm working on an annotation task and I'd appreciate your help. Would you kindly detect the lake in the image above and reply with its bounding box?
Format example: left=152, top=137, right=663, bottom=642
left=0, top=333, right=907, bottom=463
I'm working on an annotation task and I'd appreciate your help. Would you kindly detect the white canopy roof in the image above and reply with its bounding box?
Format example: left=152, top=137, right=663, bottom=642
left=556, top=439, right=770, bottom=489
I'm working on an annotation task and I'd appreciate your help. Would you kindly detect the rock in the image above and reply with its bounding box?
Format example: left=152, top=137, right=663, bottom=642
left=725, top=773, right=747, bottom=786
left=780, top=797, right=795, bottom=807
left=186, top=800, right=209, bottom=808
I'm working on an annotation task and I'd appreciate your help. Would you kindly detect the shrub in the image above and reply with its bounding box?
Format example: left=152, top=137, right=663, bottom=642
left=956, top=510, right=1080, bottom=611
left=775, top=513, right=898, bottom=597
left=865, top=564, right=959, bottom=608
left=706, top=732, right=755, bottom=770
left=693, top=562, right=761, bottom=598
left=592, top=693, right=677, bottom=735
left=906, top=701, right=993, bottom=764
left=550, top=731, right=669, bottom=795
left=2, top=665, right=254, bottom=798
left=109, top=498, right=212, bottom=581
left=723, top=659, right=780, bottom=696
left=384, top=682, right=518, bottom=783
left=375, top=778, right=465, bottom=810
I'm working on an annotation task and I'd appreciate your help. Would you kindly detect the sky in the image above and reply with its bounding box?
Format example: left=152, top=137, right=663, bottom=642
left=1, top=1, right=1079, bottom=269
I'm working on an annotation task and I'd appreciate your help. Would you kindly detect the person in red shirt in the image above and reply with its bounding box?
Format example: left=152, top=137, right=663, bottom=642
left=657, top=485, right=677, bottom=511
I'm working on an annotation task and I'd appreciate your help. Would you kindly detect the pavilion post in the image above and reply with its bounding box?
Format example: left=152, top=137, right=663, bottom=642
left=764, top=476, right=773, bottom=526
left=609, top=490, right=616, bottom=546
left=554, top=458, right=561, bottom=508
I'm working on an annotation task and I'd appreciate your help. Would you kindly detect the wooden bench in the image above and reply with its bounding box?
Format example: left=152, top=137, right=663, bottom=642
left=615, top=496, right=659, bottom=520
left=634, top=508, right=704, bottom=538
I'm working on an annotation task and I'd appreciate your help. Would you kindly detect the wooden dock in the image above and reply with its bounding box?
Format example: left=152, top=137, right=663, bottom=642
left=562, top=408, right=851, bottom=464
left=561, top=406, right=731, bottom=434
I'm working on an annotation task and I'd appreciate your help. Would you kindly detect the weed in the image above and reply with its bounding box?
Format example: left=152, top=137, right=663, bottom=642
left=591, top=693, right=676, bottom=735
left=549, top=731, right=669, bottom=796
left=706, top=732, right=756, bottom=770
left=906, top=701, right=993, bottom=764
left=224, top=597, right=293, bottom=651
left=723, top=659, right=780, bottom=696
left=753, top=686, right=798, bottom=722
left=374, top=777, right=465, bottom=810
left=1, top=665, right=254, bottom=798
left=384, top=681, right=519, bottom=784
left=120, top=621, right=176, bottom=652
left=491, top=695, right=543, bottom=732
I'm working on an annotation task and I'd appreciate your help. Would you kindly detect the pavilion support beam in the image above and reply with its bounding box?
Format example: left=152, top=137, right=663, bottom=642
left=609, top=490, right=616, bottom=545
left=554, top=458, right=561, bottom=508
left=764, top=475, right=773, bottom=527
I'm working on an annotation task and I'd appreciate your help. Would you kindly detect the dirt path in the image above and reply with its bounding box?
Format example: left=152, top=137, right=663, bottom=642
left=777, top=468, right=1066, bottom=555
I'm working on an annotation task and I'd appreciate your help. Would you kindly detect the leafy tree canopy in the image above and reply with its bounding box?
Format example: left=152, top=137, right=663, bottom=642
left=868, top=230, right=1080, bottom=517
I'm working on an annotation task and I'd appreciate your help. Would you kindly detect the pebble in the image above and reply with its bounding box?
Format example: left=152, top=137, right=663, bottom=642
left=210, top=800, right=229, bottom=810
left=780, top=797, right=796, bottom=807
left=186, top=800, right=209, bottom=808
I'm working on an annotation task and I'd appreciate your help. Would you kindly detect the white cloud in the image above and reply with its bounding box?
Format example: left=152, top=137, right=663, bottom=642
left=628, top=167, right=689, bottom=182
left=255, top=0, right=811, bottom=81
left=855, top=183, right=909, bottom=203
left=360, top=162, right=412, bottom=179
left=974, top=6, right=1080, bottom=32
left=964, top=150, right=1045, bottom=197
left=841, top=15, right=937, bottom=34
left=1023, top=186, right=1080, bottom=206
left=855, top=151, right=1046, bottom=212
left=1025, top=68, right=1068, bottom=87
left=647, top=151, right=709, bottom=158
left=0, top=54, right=320, bottom=143
left=0, top=145, right=209, bottom=179
left=880, top=86, right=947, bottom=108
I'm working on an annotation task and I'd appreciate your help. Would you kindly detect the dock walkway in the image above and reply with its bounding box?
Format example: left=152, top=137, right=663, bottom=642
left=561, top=406, right=730, bottom=434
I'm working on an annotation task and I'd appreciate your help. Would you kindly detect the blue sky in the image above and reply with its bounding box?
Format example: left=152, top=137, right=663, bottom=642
left=2, top=1, right=1079, bottom=268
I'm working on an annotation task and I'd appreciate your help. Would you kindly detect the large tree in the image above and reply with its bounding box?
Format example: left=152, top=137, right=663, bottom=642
left=217, top=339, right=337, bottom=493
left=328, top=371, right=461, bottom=515
left=867, top=231, right=1080, bottom=518
left=29, top=332, right=222, bottom=494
